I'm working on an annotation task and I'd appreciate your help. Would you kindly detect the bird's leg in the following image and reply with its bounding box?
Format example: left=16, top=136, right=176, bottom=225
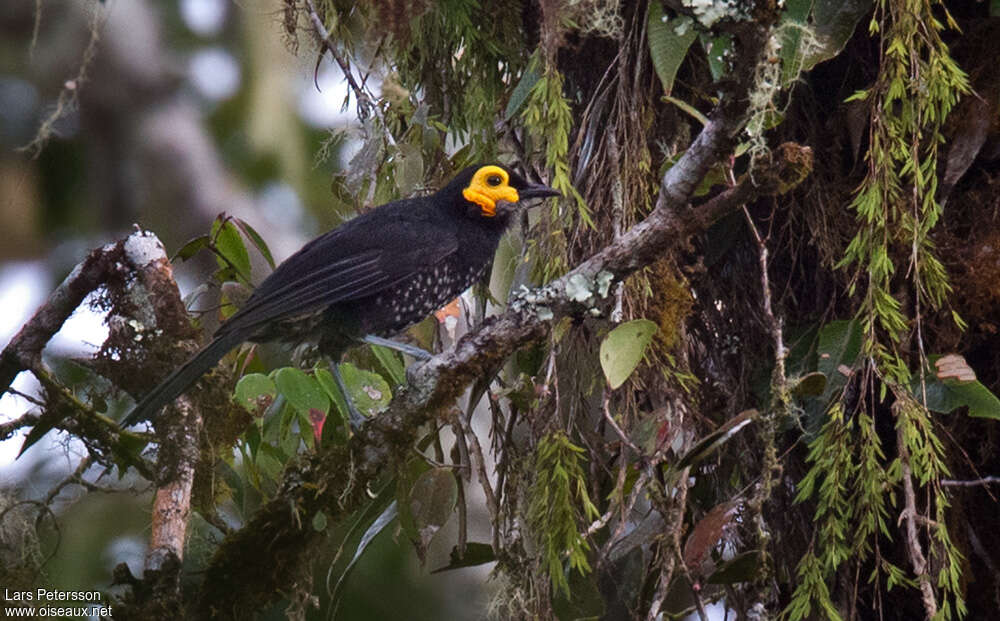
left=329, top=362, right=366, bottom=428
left=359, top=334, right=433, bottom=360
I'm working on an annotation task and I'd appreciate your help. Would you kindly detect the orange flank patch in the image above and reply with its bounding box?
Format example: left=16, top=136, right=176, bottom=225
left=435, top=297, right=462, bottom=323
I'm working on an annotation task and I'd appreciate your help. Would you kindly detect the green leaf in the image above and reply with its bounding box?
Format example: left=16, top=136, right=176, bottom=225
left=674, top=409, right=756, bottom=471
left=331, top=500, right=398, bottom=602
left=17, top=415, right=58, bottom=457
left=396, top=456, right=431, bottom=544
left=807, top=0, right=874, bottom=72
left=211, top=217, right=252, bottom=284
left=369, top=344, right=406, bottom=386
left=600, top=319, right=658, bottom=389
left=314, top=367, right=350, bottom=426
left=339, top=363, right=392, bottom=417
left=778, top=0, right=813, bottom=85
left=816, top=319, right=863, bottom=386
left=254, top=449, right=284, bottom=484
left=173, top=235, right=209, bottom=262
left=707, top=550, right=761, bottom=584
left=431, top=542, right=497, bottom=573
left=647, top=3, right=698, bottom=95
left=234, top=373, right=277, bottom=415
left=233, top=218, right=275, bottom=269
left=663, top=95, right=709, bottom=125
left=921, top=379, right=1000, bottom=420
left=273, top=367, right=329, bottom=415
left=791, top=371, right=828, bottom=398
left=315, top=363, right=392, bottom=421
left=401, top=467, right=458, bottom=564
left=505, top=67, right=541, bottom=121
left=701, top=33, right=733, bottom=82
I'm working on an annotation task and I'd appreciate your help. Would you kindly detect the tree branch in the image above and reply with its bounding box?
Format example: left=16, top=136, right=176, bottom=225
left=0, top=241, right=118, bottom=393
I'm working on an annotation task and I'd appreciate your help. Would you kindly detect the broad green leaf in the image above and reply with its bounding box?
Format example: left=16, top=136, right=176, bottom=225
left=18, top=415, right=58, bottom=457
left=353, top=501, right=397, bottom=565
left=173, top=234, right=209, bottom=262
left=674, top=409, right=756, bottom=471
left=816, top=319, right=862, bottom=381
left=431, top=542, right=497, bottom=573
left=663, top=95, right=709, bottom=125
left=921, top=378, right=1000, bottom=420
left=396, top=456, right=432, bottom=547
left=339, top=363, right=392, bottom=416
left=273, top=367, right=329, bottom=415
left=316, top=364, right=392, bottom=421
left=701, top=33, right=733, bottom=82
left=779, top=0, right=872, bottom=84
left=402, top=467, right=458, bottom=563
left=779, top=0, right=814, bottom=85
left=369, top=344, right=406, bottom=386
left=233, top=217, right=275, bottom=269
left=505, top=67, right=541, bottom=120
left=254, top=449, right=284, bottom=484
left=707, top=550, right=760, bottom=584
left=790, top=371, right=827, bottom=398
left=808, top=0, right=874, bottom=71
left=314, top=367, right=350, bottom=426
left=600, top=319, right=658, bottom=389
left=211, top=217, right=252, bottom=284
left=331, top=500, right=398, bottom=603
left=234, top=373, right=276, bottom=415
left=647, top=3, right=698, bottom=95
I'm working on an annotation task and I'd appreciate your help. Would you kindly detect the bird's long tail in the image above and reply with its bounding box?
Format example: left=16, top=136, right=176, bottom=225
left=121, top=330, right=245, bottom=427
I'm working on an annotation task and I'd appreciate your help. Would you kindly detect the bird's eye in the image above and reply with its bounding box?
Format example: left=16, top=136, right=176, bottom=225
left=486, top=174, right=503, bottom=187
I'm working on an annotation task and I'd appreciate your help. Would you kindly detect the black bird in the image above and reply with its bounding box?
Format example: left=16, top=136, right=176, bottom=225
left=122, top=164, right=559, bottom=427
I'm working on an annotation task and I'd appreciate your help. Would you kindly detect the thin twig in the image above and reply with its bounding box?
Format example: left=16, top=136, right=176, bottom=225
left=602, top=387, right=641, bottom=456
left=0, top=411, right=41, bottom=441
left=941, top=476, right=1000, bottom=487
left=585, top=451, right=628, bottom=537
left=303, top=0, right=377, bottom=123
left=37, top=456, right=94, bottom=522
left=21, top=2, right=103, bottom=155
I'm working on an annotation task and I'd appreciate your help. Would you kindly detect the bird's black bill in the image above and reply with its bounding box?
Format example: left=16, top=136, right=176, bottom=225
left=519, top=183, right=561, bottom=200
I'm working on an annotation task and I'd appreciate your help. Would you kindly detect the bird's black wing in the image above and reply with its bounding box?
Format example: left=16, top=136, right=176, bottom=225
left=217, top=205, right=457, bottom=336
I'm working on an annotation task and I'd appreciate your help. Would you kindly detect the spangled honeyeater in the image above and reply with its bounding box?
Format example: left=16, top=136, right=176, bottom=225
left=121, top=164, right=559, bottom=427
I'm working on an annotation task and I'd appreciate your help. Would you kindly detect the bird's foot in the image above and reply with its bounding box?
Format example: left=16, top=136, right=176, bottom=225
left=329, top=362, right=366, bottom=429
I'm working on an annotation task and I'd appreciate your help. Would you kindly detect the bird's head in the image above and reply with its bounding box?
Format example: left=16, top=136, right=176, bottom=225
left=443, top=164, right=560, bottom=221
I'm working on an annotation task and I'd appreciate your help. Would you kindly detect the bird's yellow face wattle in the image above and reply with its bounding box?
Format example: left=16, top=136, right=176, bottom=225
left=462, top=165, right=521, bottom=217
